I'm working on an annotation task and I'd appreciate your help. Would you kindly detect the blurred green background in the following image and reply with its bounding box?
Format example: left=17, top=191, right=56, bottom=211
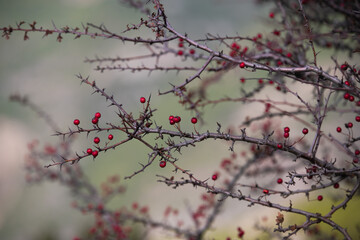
left=1, top=0, right=359, bottom=239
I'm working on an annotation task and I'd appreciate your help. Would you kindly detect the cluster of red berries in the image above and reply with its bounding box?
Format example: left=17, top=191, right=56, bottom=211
left=169, top=115, right=181, bottom=125
left=73, top=112, right=114, bottom=158
left=237, top=227, right=245, bottom=238
left=177, top=38, right=195, bottom=56
left=283, top=126, right=290, bottom=138
left=168, top=115, right=198, bottom=125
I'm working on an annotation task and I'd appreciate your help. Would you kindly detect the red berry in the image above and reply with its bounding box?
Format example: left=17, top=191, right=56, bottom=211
left=355, top=149, right=360, bottom=155
left=302, top=128, right=309, bottom=135
left=87, top=148, right=93, bottom=155
left=344, top=81, right=350, bottom=86
left=317, top=195, right=323, bottom=201
left=240, top=77, right=245, bottom=83
left=212, top=174, right=218, bottom=181
left=169, top=120, right=175, bottom=125
left=354, top=158, right=359, bottom=164
left=349, top=96, right=355, bottom=102
left=356, top=116, right=360, bottom=122
left=169, top=115, right=174, bottom=121
left=177, top=50, right=183, bottom=56
left=95, top=112, right=101, bottom=119
left=191, top=117, right=198, bottom=124
left=92, top=117, right=99, bottom=124
left=277, top=178, right=283, bottom=184
left=269, top=12, right=274, bottom=18
left=108, top=134, right=113, bottom=140
left=334, top=183, right=340, bottom=189
left=348, top=122, right=353, bottom=128
left=94, top=137, right=100, bottom=144
left=174, top=116, right=181, bottom=123
left=336, top=127, right=342, bottom=132
left=73, top=119, right=80, bottom=125
left=178, top=42, right=184, bottom=48
left=140, top=97, right=146, bottom=103
left=239, top=62, right=245, bottom=68
left=258, top=79, right=264, bottom=84
left=284, top=132, right=290, bottom=138
left=277, top=143, right=283, bottom=149
left=287, top=52, right=292, bottom=58
left=159, top=161, right=166, bottom=168
left=273, top=30, right=280, bottom=36
left=344, top=93, right=350, bottom=99
left=92, top=150, right=98, bottom=157
left=284, top=127, right=290, bottom=133
left=263, top=189, right=269, bottom=194
left=189, top=49, right=195, bottom=55
left=341, top=64, right=348, bottom=71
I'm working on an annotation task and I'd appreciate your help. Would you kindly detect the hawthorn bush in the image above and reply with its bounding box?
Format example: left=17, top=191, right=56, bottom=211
left=2, top=0, right=360, bottom=239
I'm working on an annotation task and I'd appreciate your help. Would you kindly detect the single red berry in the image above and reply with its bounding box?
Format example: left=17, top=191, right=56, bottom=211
left=277, top=178, right=283, bottom=184
left=212, top=174, right=218, bottom=181
left=356, top=116, right=360, bottom=122
left=189, top=49, right=195, bottom=55
left=349, top=95, right=355, bottom=102
left=94, top=137, right=100, bottom=144
left=341, top=64, right=348, bottom=71
left=263, top=189, right=269, bottom=194
left=92, top=150, right=98, bottom=157
left=284, top=132, right=290, bottom=138
left=191, top=117, right=198, bottom=124
left=258, top=79, right=263, bottom=84
left=92, top=117, right=99, bottom=124
left=95, top=112, right=101, bottom=119
left=169, top=115, right=174, bottom=121
left=354, top=158, right=359, bottom=164
left=334, top=183, right=340, bottom=189
left=273, top=30, right=280, bottom=36
left=73, top=119, right=80, bottom=125
left=269, top=12, right=274, bottom=18
left=169, top=119, right=175, bottom=125
left=344, top=92, right=350, bottom=99
left=355, top=149, right=360, bottom=155
left=348, top=122, right=353, bottom=128
left=287, top=52, right=292, bottom=58
left=317, top=195, right=323, bottom=201
left=277, top=143, right=283, bottom=149
left=239, top=62, right=245, bottom=68
left=179, top=38, right=183, bottom=42
left=284, top=127, right=290, bottom=133
left=344, top=81, right=350, bottom=86
left=108, top=134, right=113, bottom=140
left=177, top=50, right=184, bottom=56
left=257, top=33, right=262, bottom=39
left=268, top=80, right=274, bottom=84
left=302, top=128, right=309, bottom=135
left=277, top=60, right=283, bottom=66
left=87, top=148, right=93, bottom=155
left=159, top=161, right=166, bottom=168
left=240, top=77, right=245, bottom=83
left=336, top=127, right=342, bottom=132
left=140, top=97, right=146, bottom=103
left=178, top=42, right=184, bottom=48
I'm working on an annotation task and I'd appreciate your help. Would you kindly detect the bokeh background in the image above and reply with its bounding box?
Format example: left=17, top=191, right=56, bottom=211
left=1, top=0, right=359, bottom=239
